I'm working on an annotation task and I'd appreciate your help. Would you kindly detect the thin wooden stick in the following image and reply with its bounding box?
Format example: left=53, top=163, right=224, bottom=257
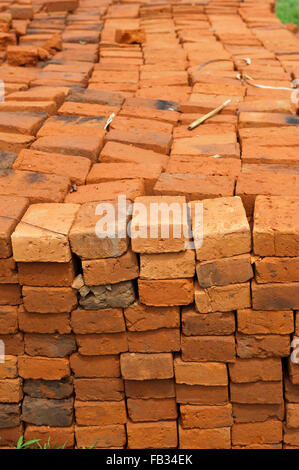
left=188, top=99, right=231, bottom=130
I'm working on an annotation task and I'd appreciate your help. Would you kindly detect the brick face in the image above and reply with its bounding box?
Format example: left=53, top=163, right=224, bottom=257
left=180, top=404, right=233, bottom=429
left=230, top=382, right=283, bottom=405
left=75, top=425, right=126, bottom=449
left=127, top=398, right=177, bottom=422
left=127, top=421, right=178, bottom=448
left=232, top=420, right=283, bottom=446
left=179, top=425, right=231, bottom=449
left=75, top=400, right=127, bottom=426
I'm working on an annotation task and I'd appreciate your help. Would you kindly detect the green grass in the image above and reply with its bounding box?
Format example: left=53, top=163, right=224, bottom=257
left=1, top=434, right=97, bottom=449
left=15, top=436, right=66, bottom=449
left=276, top=0, right=299, bottom=26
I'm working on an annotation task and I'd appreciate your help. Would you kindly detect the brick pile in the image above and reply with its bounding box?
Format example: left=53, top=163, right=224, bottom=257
left=0, top=0, right=298, bottom=449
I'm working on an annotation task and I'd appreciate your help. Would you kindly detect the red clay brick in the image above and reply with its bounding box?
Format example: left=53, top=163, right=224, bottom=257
left=18, top=356, right=70, bottom=380
left=82, top=250, right=139, bottom=286
left=0, top=132, right=35, bottom=153
left=228, top=358, right=282, bottom=383
left=127, top=398, right=177, bottom=422
left=230, top=381, right=283, bottom=405
left=127, top=329, right=180, bottom=353
left=253, top=196, right=299, bottom=257
left=180, top=404, right=233, bottom=429
left=6, top=87, right=69, bottom=106
left=127, top=420, right=177, bottom=449
left=0, top=169, right=70, bottom=203
left=75, top=424, right=126, bottom=449
left=0, top=356, right=17, bottom=379
left=138, top=279, right=194, bottom=306
left=87, top=162, right=162, bottom=194
left=0, top=258, right=18, bottom=284
left=131, top=195, right=189, bottom=254
left=17, top=259, right=77, bottom=287
left=286, top=404, right=299, bottom=428
left=174, top=356, right=228, bottom=386
left=237, top=309, right=294, bottom=335
left=71, top=308, right=125, bottom=334
left=31, top=135, right=103, bottom=162
left=0, top=378, right=22, bottom=402
left=154, top=173, right=235, bottom=201
left=0, top=111, right=46, bottom=135
left=70, top=353, right=120, bottom=378
left=181, top=335, right=235, bottom=362
left=13, top=149, right=91, bottom=185
left=176, top=384, right=229, bottom=406
left=182, top=308, right=235, bottom=336
left=76, top=332, right=128, bottom=356
left=236, top=332, right=290, bottom=358
left=22, top=286, right=77, bottom=313
left=65, top=179, right=145, bottom=204
left=0, top=306, right=18, bottom=334
left=75, top=400, right=127, bottom=425
left=0, top=284, right=21, bottom=305
left=104, top=128, right=172, bottom=155
left=252, top=280, right=299, bottom=310
left=12, top=203, right=79, bottom=263
left=24, top=333, right=76, bottom=358
left=74, top=378, right=124, bottom=402
left=37, top=115, right=106, bottom=138
left=166, top=155, right=241, bottom=177
left=69, top=200, right=130, bottom=259
left=233, top=403, right=284, bottom=423
left=124, top=303, right=180, bottom=332
left=232, top=420, right=283, bottom=446
left=100, top=141, right=168, bottom=169
left=0, top=195, right=28, bottom=258
left=25, top=425, right=74, bottom=449
left=18, top=308, right=71, bottom=335
left=196, top=254, right=253, bottom=288
left=124, top=379, right=175, bottom=399
left=195, top=282, right=251, bottom=313
left=120, top=353, right=174, bottom=380
left=255, top=257, right=299, bottom=283
left=179, top=424, right=231, bottom=449
left=191, top=196, right=251, bottom=261
left=236, top=173, right=299, bottom=217
left=0, top=333, right=24, bottom=355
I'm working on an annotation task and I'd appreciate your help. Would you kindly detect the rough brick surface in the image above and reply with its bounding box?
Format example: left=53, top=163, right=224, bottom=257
left=191, top=197, right=251, bottom=261
left=12, top=203, right=79, bottom=263
left=127, top=421, right=177, bottom=448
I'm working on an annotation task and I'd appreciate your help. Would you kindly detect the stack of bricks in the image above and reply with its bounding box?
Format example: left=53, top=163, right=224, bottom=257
left=124, top=195, right=191, bottom=448
left=11, top=202, right=80, bottom=448
left=69, top=199, right=136, bottom=449
left=0, top=0, right=298, bottom=450
left=0, top=196, right=28, bottom=444
left=177, top=196, right=251, bottom=449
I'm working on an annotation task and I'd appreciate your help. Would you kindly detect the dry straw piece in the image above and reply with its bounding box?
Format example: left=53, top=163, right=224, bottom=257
left=188, top=99, right=231, bottom=130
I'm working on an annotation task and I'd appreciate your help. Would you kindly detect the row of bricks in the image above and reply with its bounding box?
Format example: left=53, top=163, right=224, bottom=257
left=0, top=327, right=298, bottom=358
left=1, top=195, right=298, bottom=260
left=1, top=420, right=299, bottom=449
left=0, top=279, right=298, bottom=311
left=2, top=305, right=299, bottom=335
left=1, top=355, right=299, bottom=388
left=1, top=252, right=299, bottom=286
left=1, top=155, right=299, bottom=214
left=0, top=398, right=298, bottom=427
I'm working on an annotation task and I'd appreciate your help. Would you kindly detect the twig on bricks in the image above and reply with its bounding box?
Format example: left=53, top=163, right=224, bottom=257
left=188, top=99, right=231, bottom=130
